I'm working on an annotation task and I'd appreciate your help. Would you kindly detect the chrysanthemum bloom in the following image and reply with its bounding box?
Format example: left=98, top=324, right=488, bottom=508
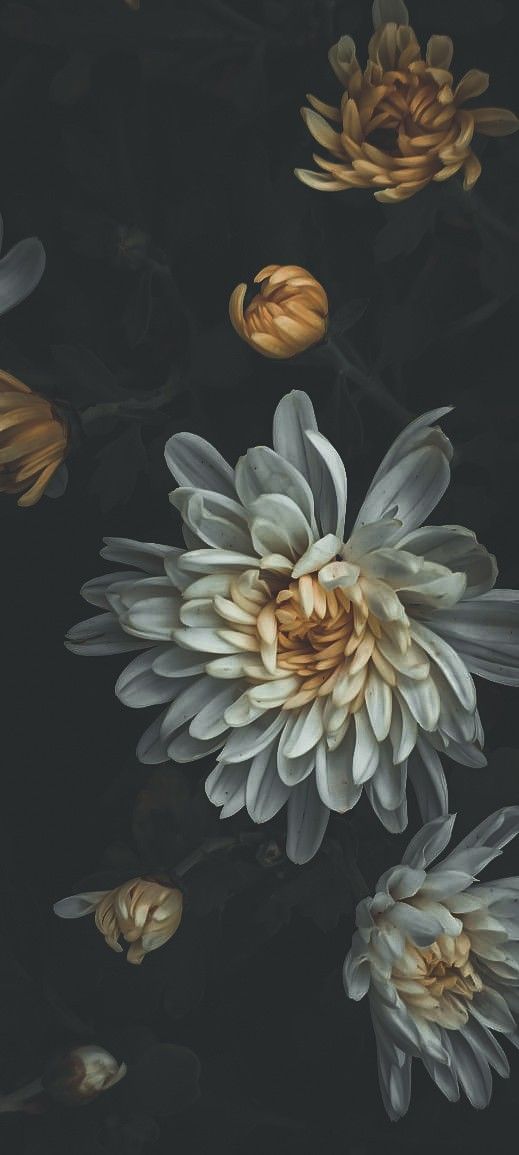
left=54, top=879, right=183, bottom=965
left=66, top=391, right=519, bottom=864
left=344, top=808, right=519, bottom=1118
left=296, top=0, right=519, bottom=203
left=0, top=371, right=69, bottom=507
left=42, top=1045, right=127, bottom=1105
left=229, top=265, right=328, bottom=358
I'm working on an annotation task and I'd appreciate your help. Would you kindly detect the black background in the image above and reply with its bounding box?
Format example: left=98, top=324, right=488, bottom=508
left=1, top=0, right=519, bottom=1151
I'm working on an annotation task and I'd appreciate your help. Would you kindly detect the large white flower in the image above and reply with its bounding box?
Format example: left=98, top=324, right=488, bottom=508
left=343, top=807, right=519, bottom=1118
left=66, top=391, right=518, bottom=862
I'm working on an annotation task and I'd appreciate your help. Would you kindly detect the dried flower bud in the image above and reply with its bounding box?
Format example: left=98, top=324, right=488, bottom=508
left=42, top=1045, right=126, bottom=1106
left=229, top=264, right=328, bottom=358
left=54, top=878, right=183, bottom=964
left=0, top=371, right=69, bottom=506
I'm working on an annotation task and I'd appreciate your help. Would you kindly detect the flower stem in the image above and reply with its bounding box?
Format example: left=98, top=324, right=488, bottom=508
left=324, top=339, right=412, bottom=426
left=173, top=833, right=263, bottom=878
left=79, top=378, right=177, bottom=431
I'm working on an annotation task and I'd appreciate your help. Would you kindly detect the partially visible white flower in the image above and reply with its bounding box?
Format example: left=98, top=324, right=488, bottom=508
left=66, top=391, right=519, bottom=863
left=344, top=807, right=519, bottom=1119
left=0, top=213, right=45, bottom=317
left=42, top=1045, right=126, bottom=1105
left=54, top=878, right=183, bottom=964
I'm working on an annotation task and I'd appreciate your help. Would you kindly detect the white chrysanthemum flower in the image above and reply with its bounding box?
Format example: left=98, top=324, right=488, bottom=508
left=66, top=391, right=518, bottom=863
left=343, top=807, right=519, bottom=1119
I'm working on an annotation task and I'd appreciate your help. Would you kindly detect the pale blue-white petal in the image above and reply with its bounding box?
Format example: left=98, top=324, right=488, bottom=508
left=164, top=431, right=235, bottom=497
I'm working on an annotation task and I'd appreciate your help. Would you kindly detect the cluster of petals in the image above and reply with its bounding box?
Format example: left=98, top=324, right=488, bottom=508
left=66, top=389, right=519, bottom=864
left=344, top=807, right=519, bottom=1118
left=229, top=264, right=328, bottom=359
left=296, top=0, right=519, bottom=203
left=54, top=878, right=183, bottom=965
left=0, top=371, right=69, bottom=507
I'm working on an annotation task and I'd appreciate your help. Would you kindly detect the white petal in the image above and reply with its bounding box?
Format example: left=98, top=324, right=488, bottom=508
left=167, top=729, right=225, bottom=763
left=152, top=647, right=208, bottom=678
left=285, top=775, right=330, bottom=864
left=277, top=722, right=317, bottom=786
left=396, top=675, right=440, bottom=731
left=402, top=813, right=456, bottom=870
left=172, top=627, right=241, bottom=654
left=355, top=434, right=451, bottom=537
left=170, top=489, right=251, bottom=553
left=54, top=892, right=108, bottom=918
left=235, top=445, right=316, bottom=530
left=164, top=431, right=235, bottom=497
left=272, top=390, right=320, bottom=495
left=315, top=728, right=362, bottom=812
left=205, top=761, right=248, bottom=810
left=292, top=534, right=340, bottom=578
left=407, top=737, right=448, bottom=822
left=121, top=597, right=180, bottom=642
left=342, top=934, right=371, bottom=1000
left=81, top=571, right=140, bottom=609
left=217, top=710, right=286, bottom=763
left=389, top=694, right=417, bottom=763
left=0, top=236, right=46, bottom=316
left=365, top=666, right=393, bottom=741
left=280, top=699, right=324, bottom=758
left=178, top=549, right=259, bottom=574
left=161, top=675, right=215, bottom=737
left=303, top=429, right=347, bottom=538
left=136, top=708, right=170, bottom=764
left=387, top=902, right=445, bottom=946
left=352, top=707, right=381, bottom=784
left=249, top=493, right=313, bottom=560
left=245, top=742, right=291, bottom=823
left=343, top=519, right=404, bottom=561
left=470, top=988, right=517, bottom=1035
left=399, top=524, right=497, bottom=599
left=370, top=743, right=406, bottom=810
left=190, top=682, right=246, bottom=739
left=428, top=591, right=519, bottom=686
left=444, top=1032, right=492, bottom=1109
left=101, top=537, right=170, bottom=574
left=65, top=613, right=151, bottom=656
left=115, top=648, right=178, bottom=707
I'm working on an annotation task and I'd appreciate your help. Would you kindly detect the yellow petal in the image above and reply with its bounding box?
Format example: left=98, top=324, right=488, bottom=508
left=472, top=107, right=519, bottom=136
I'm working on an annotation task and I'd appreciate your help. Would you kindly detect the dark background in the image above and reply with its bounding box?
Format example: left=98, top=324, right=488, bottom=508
left=1, top=0, right=519, bottom=1151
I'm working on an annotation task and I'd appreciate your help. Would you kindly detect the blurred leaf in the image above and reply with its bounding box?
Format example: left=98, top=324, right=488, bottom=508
left=89, top=424, right=147, bottom=511
left=122, top=269, right=154, bottom=348
left=328, top=298, right=368, bottom=337
left=51, top=345, right=128, bottom=405
left=50, top=51, right=93, bottom=105
left=126, top=1043, right=201, bottom=1117
left=374, top=187, right=440, bottom=263
left=255, top=843, right=354, bottom=937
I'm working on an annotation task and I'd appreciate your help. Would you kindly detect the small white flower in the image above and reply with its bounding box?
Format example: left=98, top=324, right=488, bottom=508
left=343, top=807, right=519, bottom=1119
left=66, top=391, right=519, bottom=862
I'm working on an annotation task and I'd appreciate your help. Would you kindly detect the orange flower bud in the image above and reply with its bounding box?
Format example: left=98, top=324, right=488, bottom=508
left=229, top=264, right=328, bottom=359
left=55, top=878, right=183, bottom=965
left=0, top=371, right=69, bottom=507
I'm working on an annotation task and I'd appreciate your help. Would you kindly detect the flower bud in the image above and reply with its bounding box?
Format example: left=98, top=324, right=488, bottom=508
left=42, top=1045, right=126, bottom=1106
left=54, top=878, right=183, bottom=964
left=229, top=264, right=328, bottom=358
left=0, top=371, right=69, bottom=506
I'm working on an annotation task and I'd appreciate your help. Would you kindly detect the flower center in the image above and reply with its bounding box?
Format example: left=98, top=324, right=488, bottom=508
left=392, top=932, right=483, bottom=1023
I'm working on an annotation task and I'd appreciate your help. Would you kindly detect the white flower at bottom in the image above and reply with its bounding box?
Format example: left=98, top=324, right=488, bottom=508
left=344, top=807, right=519, bottom=1119
left=66, top=391, right=519, bottom=863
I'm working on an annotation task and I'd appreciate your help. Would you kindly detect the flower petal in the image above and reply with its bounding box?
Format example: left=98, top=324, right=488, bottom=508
left=0, top=236, right=46, bottom=317
left=285, top=774, right=330, bottom=864
left=164, top=431, right=236, bottom=497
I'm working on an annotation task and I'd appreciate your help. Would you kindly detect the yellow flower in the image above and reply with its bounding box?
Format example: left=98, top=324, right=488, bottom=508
left=229, top=264, right=328, bottom=358
left=54, top=878, right=183, bottom=965
left=0, top=371, right=69, bottom=507
left=296, top=0, right=519, bottom=203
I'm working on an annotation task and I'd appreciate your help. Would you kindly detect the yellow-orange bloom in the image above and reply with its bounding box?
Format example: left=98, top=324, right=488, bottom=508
left=229, top=264, right=328, bottom=359
left=0, top=371, right=68, bottom=507
left=55, top=878, right=183, bottom=965
left=296, top=0, right=519, bottom=203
